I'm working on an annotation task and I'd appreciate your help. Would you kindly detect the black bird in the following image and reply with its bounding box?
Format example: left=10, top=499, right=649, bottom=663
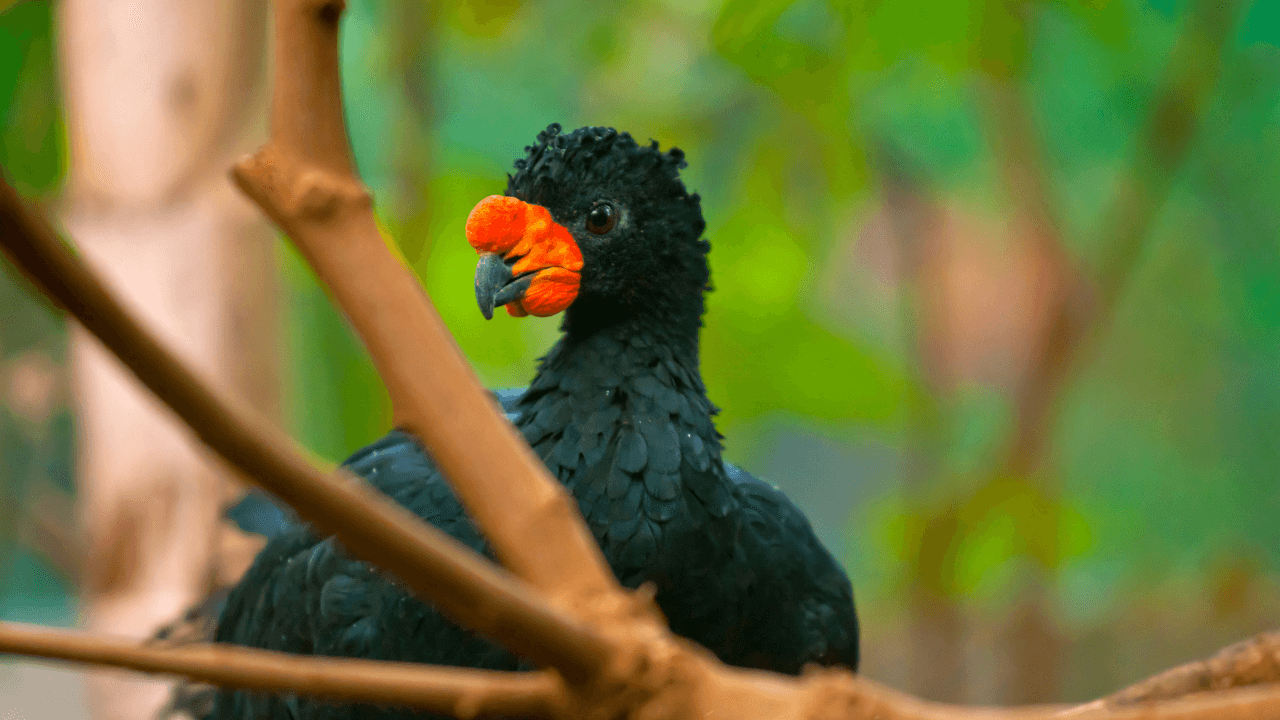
left=211, top=125, right=858, bottom=720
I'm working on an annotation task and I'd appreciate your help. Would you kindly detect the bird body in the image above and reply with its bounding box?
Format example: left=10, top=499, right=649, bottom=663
left=211, top=125, right=858, bottom=720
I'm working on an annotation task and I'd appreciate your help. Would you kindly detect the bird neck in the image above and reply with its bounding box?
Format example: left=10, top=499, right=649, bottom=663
left=559, top=294, right=704, bottom=363
left=523, top=309, right=721, bottom=460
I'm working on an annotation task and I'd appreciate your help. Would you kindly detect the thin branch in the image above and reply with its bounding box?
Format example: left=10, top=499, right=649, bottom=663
left=820, top=672, right=1280, bottom=720
left=872, top=139, right=968, bottom=702
left=0, top=621, right=565, bottom=718
left=232, top=0, right=631, bottom=622
left=978, top=74, right=1083, bottom=481
left=1091, top=0, right=1234, bottom=315
left=0, top=175, right=608, bottom=681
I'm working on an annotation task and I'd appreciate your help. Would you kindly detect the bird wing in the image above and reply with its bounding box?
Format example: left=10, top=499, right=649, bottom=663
left=731, top=473, right=860, bottom=673
left=210, top=431, right=520, bottom=720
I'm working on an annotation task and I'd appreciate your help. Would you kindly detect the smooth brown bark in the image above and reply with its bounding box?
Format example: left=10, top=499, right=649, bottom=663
left=231, top=0, right=631, bottom=626
left=1102, top=633, right=1280, bottom=707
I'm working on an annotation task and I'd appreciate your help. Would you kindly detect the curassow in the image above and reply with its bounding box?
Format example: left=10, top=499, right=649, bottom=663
left=210, top=124, right=859, bottom=720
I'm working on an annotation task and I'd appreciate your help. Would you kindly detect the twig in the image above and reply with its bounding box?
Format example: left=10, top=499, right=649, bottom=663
left=1091, top=0, right=1235, bottom=316
left=873, top=139, right=968, bottom=702
left=0, top=621, right=566, bottom=718
left=978, top=74, right=1082, bottom=481
left=0, top=175, right=607, bottom=681
left=231, top=0, right=633, bottom=628
left=971, top=0, right=1235, bottom=702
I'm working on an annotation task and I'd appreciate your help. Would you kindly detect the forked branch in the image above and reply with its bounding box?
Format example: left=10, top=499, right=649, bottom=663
left=3, top=0, right=1280, bottom=718
left=0, top=176, right=607, bottom=681
left=231, top=0, right=631, bottom=624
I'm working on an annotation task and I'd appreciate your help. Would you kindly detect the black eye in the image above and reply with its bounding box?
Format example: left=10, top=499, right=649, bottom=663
left=585, top=204, right=616, bottom=235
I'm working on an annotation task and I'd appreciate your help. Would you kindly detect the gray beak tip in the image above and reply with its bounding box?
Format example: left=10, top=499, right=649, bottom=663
left=474, top=252, right=511, bottom=320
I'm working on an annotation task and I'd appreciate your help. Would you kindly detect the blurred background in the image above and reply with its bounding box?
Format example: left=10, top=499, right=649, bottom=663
left=1, top=0, right=1279, bottom=717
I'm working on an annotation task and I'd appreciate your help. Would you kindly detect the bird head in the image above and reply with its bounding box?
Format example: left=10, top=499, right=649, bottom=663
left=467, top=124, right=709, bottom=330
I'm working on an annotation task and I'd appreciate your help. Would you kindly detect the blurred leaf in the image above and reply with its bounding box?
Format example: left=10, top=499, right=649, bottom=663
left=579, top=20, right=625, bottom=65
left=280, top=241, right=392, bottom=464
left=1049, top=0, right=1130, bottom=50
left=858, top=0, right=978, bottom=74
left=0, top=0, right=63, bottom=197
left=889, top=475, right=1093, bottom=597
left=712, top=0, right=847, bottom=110
left=975, top=0, right=1030, bottom=79
left=1241, top=0, right=1280, bottom=46
left=446, top=0, right=523, bottom=38
left=702, top=147, right=905, bottom=423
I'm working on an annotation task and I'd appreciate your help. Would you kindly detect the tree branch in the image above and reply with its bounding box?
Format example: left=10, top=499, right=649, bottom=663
left=0, top=621, right=565, bottom=718
left=1100, top=632, right=1280, bottom=707
left=231, top=0, right=631, bottom=626
left=1090, top=0, right=1234, bottom=315
left=12, top=613, right=1280, bottom=720
left=0, top=175, right=608, bottom=681
left=1, top=0, right=1273, bottom=718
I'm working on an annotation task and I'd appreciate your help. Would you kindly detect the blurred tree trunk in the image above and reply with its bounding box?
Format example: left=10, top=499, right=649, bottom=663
left=56, top=2, right=274, bottom=719
left=980, top=77, right=1074, bottom=706
left=877, top=144, right=967, bottom=703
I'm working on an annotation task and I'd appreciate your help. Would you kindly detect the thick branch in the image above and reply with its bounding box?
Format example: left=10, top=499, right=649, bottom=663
left=1103, top=633, right=1280, bottom=706
left=0, top=621, right=565, bottom=718
left=232, top=0, right=628, bottom=621
left=0, top=175, right=608, bottom=681
left=11, top=611, right=1280, bottom=720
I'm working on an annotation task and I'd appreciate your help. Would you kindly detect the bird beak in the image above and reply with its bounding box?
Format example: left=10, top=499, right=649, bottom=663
left=474, top=252, right=535, bottom=321
left=466, top=195, right=583, bottom=319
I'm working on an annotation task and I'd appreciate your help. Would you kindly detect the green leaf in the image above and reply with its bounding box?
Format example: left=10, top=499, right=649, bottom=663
left=446, top=0, right=523, bottom=38
left=0, top=1, right=64, bottom=197
left=1049, top=0, right=1130, bottom=50
left=712, top=0, right=847, bottom=111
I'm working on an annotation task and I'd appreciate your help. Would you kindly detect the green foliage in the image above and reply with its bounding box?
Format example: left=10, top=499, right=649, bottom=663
left=311, top=0, right=1280, bottom=618
left=281, top=242, right=392, bottom=464
left=0, top=0, right=63, bottom=197
left=0, top=1, right=69, bottom=607
left=886, top=476, right=1092, bottom=598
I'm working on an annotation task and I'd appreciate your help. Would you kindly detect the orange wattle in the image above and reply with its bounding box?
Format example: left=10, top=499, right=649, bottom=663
left=466, top=195, right=583, bottom=318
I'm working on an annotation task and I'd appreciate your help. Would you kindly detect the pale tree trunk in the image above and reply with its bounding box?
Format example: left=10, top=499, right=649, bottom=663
left=56, top=2, right=274, bottom=719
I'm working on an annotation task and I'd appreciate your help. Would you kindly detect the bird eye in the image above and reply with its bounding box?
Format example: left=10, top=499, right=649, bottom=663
left=585, top=204, right=616, bottom=235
